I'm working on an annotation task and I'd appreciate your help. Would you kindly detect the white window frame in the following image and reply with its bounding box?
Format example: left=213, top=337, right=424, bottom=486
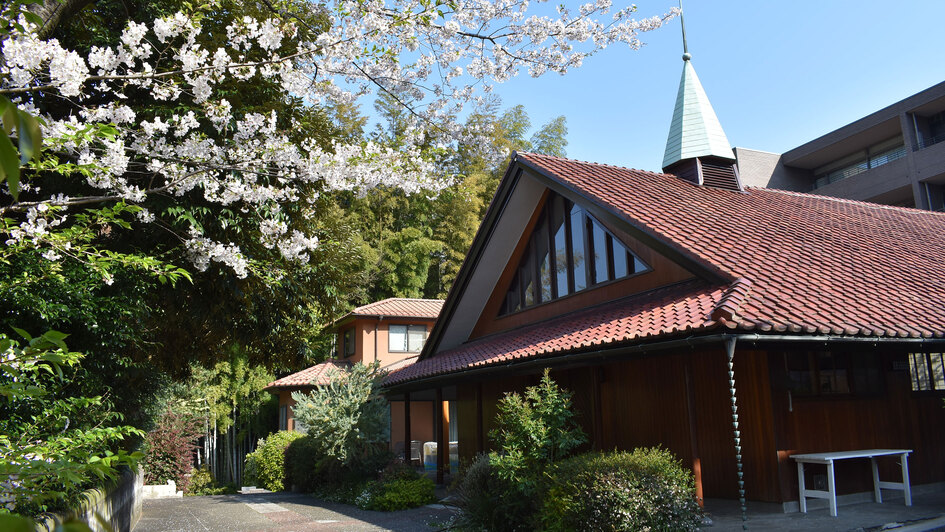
left=388, top=324, right=427, bottom=353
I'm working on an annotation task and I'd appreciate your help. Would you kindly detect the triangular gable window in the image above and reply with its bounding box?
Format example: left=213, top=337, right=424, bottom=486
left=500, top=191, right=649, bottom=315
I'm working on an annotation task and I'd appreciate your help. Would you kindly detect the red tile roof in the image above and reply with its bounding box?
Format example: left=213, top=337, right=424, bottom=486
left=385, top=152, right=945, bottom=386
left=343, top=298, right=443, bottom=320
left=386, top=280, right=725, bottom=385
left=265, top=359, right=351, bottom=389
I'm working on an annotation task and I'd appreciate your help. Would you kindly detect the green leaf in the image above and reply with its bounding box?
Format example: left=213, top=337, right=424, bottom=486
left=0, top=514, right=35, bottom=532
left=0, top=98, right=14, bottom=135
left=18, top=110, right=42, bottom=165
left=22, top=11, right=44, bottom=27
left=0, top=133, right=20, bottom=200
left=11, top=327, right=32, bottom=341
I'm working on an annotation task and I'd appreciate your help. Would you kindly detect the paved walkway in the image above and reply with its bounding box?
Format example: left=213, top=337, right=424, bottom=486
left=136, top=489, right=945, bottom=532
left=134, top=492, right=456, bottom=532
left=703, top=491, right=945, bottom=531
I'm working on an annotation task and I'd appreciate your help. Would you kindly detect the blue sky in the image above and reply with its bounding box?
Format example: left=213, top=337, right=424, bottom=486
left=484, top=0, right=945, bottom=173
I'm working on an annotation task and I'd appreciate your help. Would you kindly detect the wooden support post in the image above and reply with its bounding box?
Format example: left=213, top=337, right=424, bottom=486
left=591, top=367, right=603, bottom=451
left=436, top=388, right=445, bottom=484
left=404, top=393, right=412, bottom=464
left=476, top=383, right=484, bottom=453
left=684, top=361, right=704, bottom=507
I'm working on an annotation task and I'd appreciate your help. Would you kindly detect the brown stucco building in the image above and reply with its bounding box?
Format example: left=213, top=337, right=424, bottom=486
left=265, top=298, right=447, bottom=462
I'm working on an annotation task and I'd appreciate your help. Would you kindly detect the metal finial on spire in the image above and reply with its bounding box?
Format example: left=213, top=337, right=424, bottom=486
left=679, top=0, right=691, bottom=61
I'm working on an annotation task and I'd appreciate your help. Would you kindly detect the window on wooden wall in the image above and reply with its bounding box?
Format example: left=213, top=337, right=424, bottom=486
left=908, top=353, right=945, bottom=391
left=389, top=324, right=427, bottom=352
left=279, top=405, right=288, bottom=430
left=785, top=351, right=883, bottom=397
left=499, top=192, right=650, bottom=315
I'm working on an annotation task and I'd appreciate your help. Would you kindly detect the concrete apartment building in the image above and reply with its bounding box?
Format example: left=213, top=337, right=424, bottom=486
left=737, top=81, right=945, bottom=211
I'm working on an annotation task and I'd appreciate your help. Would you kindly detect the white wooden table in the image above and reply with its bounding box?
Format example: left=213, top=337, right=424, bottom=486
left=792, top=449, right=912, bottom=517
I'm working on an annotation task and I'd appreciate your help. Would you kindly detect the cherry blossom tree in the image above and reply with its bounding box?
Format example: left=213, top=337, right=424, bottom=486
left=1, top=0, right=677, bottom=279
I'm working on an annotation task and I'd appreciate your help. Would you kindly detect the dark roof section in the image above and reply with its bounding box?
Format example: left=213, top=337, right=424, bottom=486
left=387, top=153, right=945, bottom=387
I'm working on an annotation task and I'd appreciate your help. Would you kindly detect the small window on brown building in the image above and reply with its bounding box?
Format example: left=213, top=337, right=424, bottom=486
left=389, top=324, right=427, bottom=352
left=908, top=353, right=945, bottom=391
left=343, top=328, right=355, bottom=357
left=785, top=351, right=882, bottom=397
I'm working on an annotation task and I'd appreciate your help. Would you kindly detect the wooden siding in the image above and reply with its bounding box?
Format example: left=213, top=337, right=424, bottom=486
left=768, top=350, right=945, bottom=502
left=453, top=350, right=766, bottom=500
left=449, top=346, right=945, bottom=504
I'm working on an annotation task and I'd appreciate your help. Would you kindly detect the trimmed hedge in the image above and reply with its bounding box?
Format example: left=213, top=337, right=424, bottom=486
left=541, top=448, right=702, bottom=532
left=244, top=431, right=305, bottom=491
left=356, top=476, right=436, bottom=511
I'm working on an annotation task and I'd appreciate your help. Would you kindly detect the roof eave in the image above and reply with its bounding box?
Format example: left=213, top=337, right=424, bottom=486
left=418, top=155, right=526, bottom=360
left=385, top=331, right=945, bottom=393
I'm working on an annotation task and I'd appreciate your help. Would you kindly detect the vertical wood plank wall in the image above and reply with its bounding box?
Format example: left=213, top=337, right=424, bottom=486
left=768, top=350, right=945, bottom=502
left=449, top=347, right=945, bottom=503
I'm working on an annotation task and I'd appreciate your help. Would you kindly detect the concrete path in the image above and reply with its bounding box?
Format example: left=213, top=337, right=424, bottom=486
left=134, top=491, right=456, bottom=532
left=703, top=491, right=945, bottom=531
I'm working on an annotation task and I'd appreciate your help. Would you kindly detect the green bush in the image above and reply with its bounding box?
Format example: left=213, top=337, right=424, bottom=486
left=243, top=431, right=305, bottom=491
left=455, top=369, right=586, bottom=530
left=186, top=466, right=237, bottom=496
left=541, top=448, right=702, bottom=532
left=489, top=369, right=586, bottom=496
left=453, top=454, right=530, bottom=532
left=291, top=362, right=390, bottom=469
left=355, top=476, right=436, bottom=511
left=285, top=434, right=322, bottom=492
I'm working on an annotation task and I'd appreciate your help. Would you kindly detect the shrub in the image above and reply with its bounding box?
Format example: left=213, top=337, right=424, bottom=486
left=541, top=448, right=702, bottom=532
left=243, top=431, right=305, bottom=491
left=452, top=454, right=530, bottom=532
left=355, top=476, right=436, bottom=511
left=186, top=466, right=237, bottom=496
left=285, top=434, right=322, bottom=492
left=456, top=369, right=586, bottom=530
left=489, top=369, right=587, bottom=496
left=142, top=410, right=202, bottom=492
left=352, top=463, right=435, bottom=511
left=291, top=362, right=390, bottom=470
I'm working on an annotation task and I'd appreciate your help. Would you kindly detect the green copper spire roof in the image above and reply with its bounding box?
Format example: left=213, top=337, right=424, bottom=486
left=661, top=56, right=735, bottom=171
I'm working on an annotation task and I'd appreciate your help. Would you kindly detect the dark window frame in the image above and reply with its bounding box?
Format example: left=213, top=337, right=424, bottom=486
left=343, top=327, right=355, bottom=357
left=499, top=192, right=651, bottom=316
left=784, top=351, right=884, bottom=398
left=908, top=352, right=945, bottom=392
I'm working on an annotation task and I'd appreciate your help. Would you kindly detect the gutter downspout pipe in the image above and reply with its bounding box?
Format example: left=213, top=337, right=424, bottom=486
left=725, top=336, right=748, bottom=530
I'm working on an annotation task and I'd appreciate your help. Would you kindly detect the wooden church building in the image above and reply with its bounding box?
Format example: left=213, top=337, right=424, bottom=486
left=383, top=46, right=945, bottom=510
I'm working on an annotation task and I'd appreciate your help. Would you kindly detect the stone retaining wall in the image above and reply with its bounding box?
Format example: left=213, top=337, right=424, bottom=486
left=37, top=466, right=143, bottom=532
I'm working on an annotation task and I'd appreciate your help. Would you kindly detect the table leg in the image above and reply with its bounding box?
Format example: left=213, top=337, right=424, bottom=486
left=901, top=453, right=912, bottom=507
left=871, top=457, right=882, bottom=503
left=797, top=461, right=807, bottom=513
left=827, top=460, right=838, bottom=517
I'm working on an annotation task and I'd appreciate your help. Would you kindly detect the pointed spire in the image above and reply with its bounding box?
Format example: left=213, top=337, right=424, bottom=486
left=661, top=4, right=735, bottom=173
